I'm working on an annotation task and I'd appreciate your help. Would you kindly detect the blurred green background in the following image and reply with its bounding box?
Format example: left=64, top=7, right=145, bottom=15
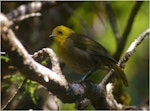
left=1, top=1, right=149, bottom=110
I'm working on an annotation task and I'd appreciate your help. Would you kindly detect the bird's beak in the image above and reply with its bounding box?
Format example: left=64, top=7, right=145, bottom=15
left=49, top=34, right=56, bottom=38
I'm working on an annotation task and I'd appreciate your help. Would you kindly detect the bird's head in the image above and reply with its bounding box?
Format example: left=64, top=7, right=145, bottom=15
left=50, top=25, right=74, bottom=45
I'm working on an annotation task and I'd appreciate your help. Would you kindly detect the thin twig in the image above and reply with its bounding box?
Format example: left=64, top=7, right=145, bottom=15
left=7, top=2, right=42, bottom=20
left=105, top=1, right=121, bottom=44
left=114, top=1, right=143, bottom=60
left=100, top=28, right=149, bottom=87
left=99, top=69, right=114, bottom=88
left=13, top=12, right=41, bottom=22
left=118, top=28, right=150, bottom=68
left=2, top=78, right=27, bottom=110
left=6, top=1, right=56, bottom=21
left=98, top=28, right=149, bottom=110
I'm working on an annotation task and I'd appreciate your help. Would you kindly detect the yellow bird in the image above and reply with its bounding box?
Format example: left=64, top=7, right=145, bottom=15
left=50, top=25, right=128, bottom=86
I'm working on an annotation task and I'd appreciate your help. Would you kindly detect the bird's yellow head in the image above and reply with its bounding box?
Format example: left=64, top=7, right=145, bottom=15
left=50, top=25, right=74, bottom=46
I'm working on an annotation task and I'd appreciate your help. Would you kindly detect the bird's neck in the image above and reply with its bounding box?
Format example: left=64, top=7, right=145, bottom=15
left=54, top=37, right=65, bottom=47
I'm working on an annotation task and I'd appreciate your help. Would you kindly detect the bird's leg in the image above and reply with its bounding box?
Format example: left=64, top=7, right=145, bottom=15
left=80, top=70, right=93, bottom=81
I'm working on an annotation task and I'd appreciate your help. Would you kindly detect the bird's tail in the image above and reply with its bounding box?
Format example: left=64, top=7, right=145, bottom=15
left=110, top=63, right=128, bottom=87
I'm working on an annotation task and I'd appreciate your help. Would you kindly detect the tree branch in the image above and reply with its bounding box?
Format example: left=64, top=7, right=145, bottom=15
left=114, top=1, right=143, bottom=60
left=1, top=13, right=68, bottom=100
left=32, top=48, right=63, bottom=76
left=1, top=1, right=149, bottom=109
left=100, top=28, right=149, bottom=109
left=6, top=1, right=56, bottom=21
left=118, top=28, right=150, bottom=68
left=1, top=13, right=109, bottom=109
left=99, top=28, right=149, bottom=92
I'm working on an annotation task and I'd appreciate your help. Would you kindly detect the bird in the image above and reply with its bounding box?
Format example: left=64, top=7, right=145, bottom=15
left=49, top=25, right=128, bottom=86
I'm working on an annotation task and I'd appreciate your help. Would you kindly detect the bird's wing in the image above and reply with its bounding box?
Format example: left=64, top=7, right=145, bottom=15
left=68, top=34, right=128, bottom=86
left=69, top=33, right=117, bottom=64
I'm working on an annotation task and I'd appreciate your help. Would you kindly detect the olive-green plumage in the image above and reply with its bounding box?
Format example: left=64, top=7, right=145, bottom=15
left=50, top=25, right=128, bottom=86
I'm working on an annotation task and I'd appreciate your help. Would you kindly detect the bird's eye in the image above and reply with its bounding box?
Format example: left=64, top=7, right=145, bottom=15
left=58, top=31, right=63, bottom=35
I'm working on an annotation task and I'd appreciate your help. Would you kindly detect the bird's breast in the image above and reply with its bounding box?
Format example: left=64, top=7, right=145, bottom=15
left=58, top=41, right=95, bottom=74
